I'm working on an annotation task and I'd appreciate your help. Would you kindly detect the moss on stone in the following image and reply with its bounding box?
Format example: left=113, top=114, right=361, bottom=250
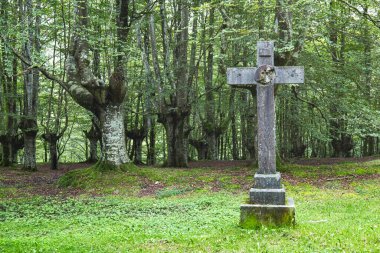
left=240, top=202, right=295, bottom=229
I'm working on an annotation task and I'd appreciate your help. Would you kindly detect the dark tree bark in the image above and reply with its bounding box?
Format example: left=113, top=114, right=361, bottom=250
left=274, top=0, right=308, bottom=159
left=125, top=94, right=148, bottom=165
left=41, top=133, right=59, bottom=170
left=189, top=139, right=208, bottom=160
left=40, top=12, right=70, bottom=170
left=0, top=1, right=22, bottom=166
left=145, top=0, right=194, bottom=167
left=84, top=118, right=101, bottom=163
left=230, top=89, right=238, bottom=160
left=202, top=6, right=218, bottom=160
left=328, top=0, right=353, bottom=157
left=246, top=90, right=257, bottom=161
left=362, top=4, right=375, bottom=156
left=147, top=121, right=156, bottom=165
left=126, top=127, right=147, bottom=165
left=41, top=88, right=69, bottom=170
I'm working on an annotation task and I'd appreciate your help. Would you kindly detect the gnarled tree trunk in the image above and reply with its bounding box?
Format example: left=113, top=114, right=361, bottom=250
left=189, top=139, right=208, bottom=160
left=100, top=104, right=129, bottom=166
left=160, top=112, right=188, bottom=167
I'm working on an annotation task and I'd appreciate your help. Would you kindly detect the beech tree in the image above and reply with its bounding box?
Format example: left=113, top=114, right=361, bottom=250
left=18, top=0, right=41, bottom=171
left=1, top=0, right=380, bottom=167
left=8, top=0, right=150, bottom=168
left=0, top=1, right=23, bottom=166
left=140, top=0, right=197, bottom=167
left=64, top=0, right=131, bottom=167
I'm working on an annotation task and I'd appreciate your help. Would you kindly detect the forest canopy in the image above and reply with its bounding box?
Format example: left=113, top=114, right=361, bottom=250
left=1, top=0, right=380, bottom=170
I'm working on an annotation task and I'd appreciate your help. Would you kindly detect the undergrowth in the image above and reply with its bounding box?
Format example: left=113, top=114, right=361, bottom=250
left=1, top=179, right=379, bottom=252
left=279, top=160, right=380, bottom=178
left=1, top=160, right=379, bottom=252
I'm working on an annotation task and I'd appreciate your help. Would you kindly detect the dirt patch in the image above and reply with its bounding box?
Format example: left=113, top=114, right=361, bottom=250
left=138, top=178, right=165, bottom=197
left=1, top=158, right=379, bottom=198
left=0, top=163, right=92, bottom=198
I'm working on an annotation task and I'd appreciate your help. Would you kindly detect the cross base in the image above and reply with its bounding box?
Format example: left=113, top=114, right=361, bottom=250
left=250, top=187, right=286, bottom=205
left=240, top=198, right=295, bottom=229
left=254, top=172, right=282, bottom=189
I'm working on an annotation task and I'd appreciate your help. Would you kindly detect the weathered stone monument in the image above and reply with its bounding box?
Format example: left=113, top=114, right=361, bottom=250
left=227, top=41, right=304, bottom=228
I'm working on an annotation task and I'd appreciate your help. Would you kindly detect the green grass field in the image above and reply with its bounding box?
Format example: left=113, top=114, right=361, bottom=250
left=0, top=161, right=379, bottom=252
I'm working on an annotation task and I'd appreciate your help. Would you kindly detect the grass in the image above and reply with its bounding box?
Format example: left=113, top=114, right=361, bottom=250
left=0, top=160, right=380, bottom=252
left=56, top=165, right=250, bottom=195
left=279, top=160, right=380, bottom=178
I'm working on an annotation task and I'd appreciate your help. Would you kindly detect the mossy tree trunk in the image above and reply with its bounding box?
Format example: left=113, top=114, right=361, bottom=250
left=189, top=139, right=208, bottom=160
left=42, top=133, right=59, bottom=170
left=84, top=118, right=101, bottom=163
left=99, top=104, right=129, bottom=166
left=0, top=32, right=22, bottom=166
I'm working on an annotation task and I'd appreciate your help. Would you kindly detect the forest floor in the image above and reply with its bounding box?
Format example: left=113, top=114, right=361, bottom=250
left=0, top=157, right=380, bottom=252
left=0, top=156, right=379, bottom=198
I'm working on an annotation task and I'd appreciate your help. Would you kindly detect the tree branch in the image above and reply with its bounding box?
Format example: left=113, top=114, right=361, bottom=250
left=1, top=35, right=96, bottom=112
left=291, top=86, right=328, bottom=124
left=337, top=0, right=380, bottom=28
left=1, top=35, right=70, bottom=92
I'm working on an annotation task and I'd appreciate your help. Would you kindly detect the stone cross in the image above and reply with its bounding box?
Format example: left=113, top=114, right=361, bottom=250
left=228, top=41, right=304, bottom=177
left=227, top=41, right=304, bottom=227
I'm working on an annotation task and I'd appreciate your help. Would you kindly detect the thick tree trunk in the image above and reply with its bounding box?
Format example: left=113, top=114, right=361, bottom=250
left=245, top=91, right=257, bottom=161
left=100, top=104, right=129, bottom=166
left=84, top=120, right=100, bottom=163
left=49, top=140, right=58, bottom=170
left=162, top=114, right=188, bottom=167
left=126, top=128, right=146, bottom=165
left=42, top=133, right=59, bottom=170
left=24, top=131, right=37, bottom=170
left=189, top=139, right=208, bottom=160
left=203, top=7, right=217, bottom=160
left=1, top=139, right=12, bottom=166
left=89, top=138, right=98, bottom=162
left=205, top=132, right=217, bottom=160
left=240, top=91, right=248, bottom=160
left=134, top=138, right=143, bottom=165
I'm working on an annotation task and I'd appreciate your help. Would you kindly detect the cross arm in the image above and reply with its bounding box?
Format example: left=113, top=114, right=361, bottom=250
left=227, top=66, right=304, bottom=87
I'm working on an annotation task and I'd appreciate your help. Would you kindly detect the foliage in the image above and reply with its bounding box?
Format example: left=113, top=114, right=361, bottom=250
left=1, top=0, right=380, bottom=165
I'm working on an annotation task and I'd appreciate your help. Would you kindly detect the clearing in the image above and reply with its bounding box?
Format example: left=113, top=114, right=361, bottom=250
left=0, top=157, right=379, bottom=252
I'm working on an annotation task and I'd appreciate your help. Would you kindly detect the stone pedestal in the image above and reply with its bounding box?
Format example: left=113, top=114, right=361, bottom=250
left=240, top=172, right=295, bottom=228
left=250, top=187, right=286, bottom=205
left=240, top=198, right=295, bottom=229
left=254, top=173, right=281, bottom=189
